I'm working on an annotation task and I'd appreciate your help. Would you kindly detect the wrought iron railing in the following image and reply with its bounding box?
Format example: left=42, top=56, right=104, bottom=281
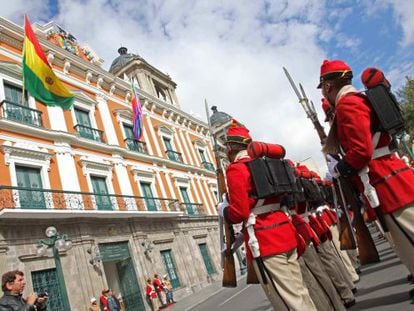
left=74, top=124, right=104, bottom=142
left=201, top=161, right=215, bottom=171
left=166, top=150, right=183, bottom=163
left=0, top=186, right=185, bottom=213
left=0, top=100, right=43, bottom=127
left=181, top=203, right=205, bottom=216
left=124, top=138, right=148, bottom=154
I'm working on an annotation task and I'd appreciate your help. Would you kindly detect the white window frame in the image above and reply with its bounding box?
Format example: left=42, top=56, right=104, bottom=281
left=79, top=156, right=117, bottom=210
left=2, top=141, right=52, bottom=209
left=0, top=76, right=35, bottom=109
left=70, top=92, right=98, bottom=129
left=131, top=166, right=160, bottom=210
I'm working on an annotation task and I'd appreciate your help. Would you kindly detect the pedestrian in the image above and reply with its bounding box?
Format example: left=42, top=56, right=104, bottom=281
left=152, top=274, right=166, bottom=307
left=146, top=278, right=159, bottom=311
left=107, top=289, right=120, bottom=311
left=217, top=119, right=316, bottom=311
left=162, top=275, right=175, bottom=304
left=100, top=289, right=110, bottom=311
left=0, top=270, right=48, bottom=310
left=318, top=59, right=414, bottom=298
left=89, top=297, right=100, bottom=311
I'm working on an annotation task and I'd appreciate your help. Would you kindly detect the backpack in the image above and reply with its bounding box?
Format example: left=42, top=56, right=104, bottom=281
left=361, top=67, right=406, bottom=136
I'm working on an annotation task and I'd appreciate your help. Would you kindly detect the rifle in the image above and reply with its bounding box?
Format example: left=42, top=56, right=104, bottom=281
left=283, top=68, right=380, bottom=264
left=205, top=101, right=237, bottom=287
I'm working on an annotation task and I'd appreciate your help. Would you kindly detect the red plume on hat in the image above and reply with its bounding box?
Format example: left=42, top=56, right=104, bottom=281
left=317, top=59, right=352, bottom=88
left=226, top=119, right=252, bottom=145
left=361, top=67, right=391, bottom=89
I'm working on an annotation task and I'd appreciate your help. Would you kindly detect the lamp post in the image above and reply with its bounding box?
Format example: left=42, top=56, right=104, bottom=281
left=37, top=226, right=72, bottom=311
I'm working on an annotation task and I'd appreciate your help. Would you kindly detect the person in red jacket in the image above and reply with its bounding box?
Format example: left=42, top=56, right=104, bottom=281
left=146, top=278, right=159, bottom=311
left=152, top=274, right=166, bottom=307
left=218, top=119, right=316, bottom=311
left=318, top=59, right=414, bottom=282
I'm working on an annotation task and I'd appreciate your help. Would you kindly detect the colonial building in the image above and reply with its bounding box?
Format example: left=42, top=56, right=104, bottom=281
left=0, top=16, right=232, bottom=310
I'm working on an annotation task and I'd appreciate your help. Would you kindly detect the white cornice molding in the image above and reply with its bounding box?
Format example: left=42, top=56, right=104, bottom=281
left=1, top=141, right=53, bottom=167
left=0, top=61, right=22, bottom=79
left=79, top=155, right=113, bottom=176
left=0, top=120, right=216, bottom=177
left=131, top=166, right=156, bottom=180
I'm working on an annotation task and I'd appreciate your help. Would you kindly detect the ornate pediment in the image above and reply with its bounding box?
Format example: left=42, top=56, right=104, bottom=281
left=0, top=61, right=22, bottom=79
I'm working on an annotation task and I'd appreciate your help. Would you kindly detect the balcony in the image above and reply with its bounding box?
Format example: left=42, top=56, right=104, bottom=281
left=0, top=100, right=43, bottom=127
left=74, top=124, right=104, bottom=142
left=0, top=185, right=185, bottom=214
left=124, top=138, right=148, bottom=154
left=181, top=202, right=205, bottom=216
left=166, top=150, right=183, bottom=163
left=202, top=161, right=215, bottom=172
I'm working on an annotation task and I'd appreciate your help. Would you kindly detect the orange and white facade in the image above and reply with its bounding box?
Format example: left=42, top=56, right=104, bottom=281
left=0, top=16, right=225, bottom=310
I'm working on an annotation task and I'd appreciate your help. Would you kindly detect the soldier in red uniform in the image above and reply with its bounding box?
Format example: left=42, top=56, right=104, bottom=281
left=318, top=59, right=414, bottom=284
left=218, top=120, right=316, bottom=311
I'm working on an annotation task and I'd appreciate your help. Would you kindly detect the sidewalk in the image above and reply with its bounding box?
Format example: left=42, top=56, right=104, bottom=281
left=169, top=274, right=247, bottom=311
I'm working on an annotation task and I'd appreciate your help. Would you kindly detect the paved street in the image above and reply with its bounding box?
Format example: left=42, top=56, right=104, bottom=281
left=171, top=227, right=414, bottom=311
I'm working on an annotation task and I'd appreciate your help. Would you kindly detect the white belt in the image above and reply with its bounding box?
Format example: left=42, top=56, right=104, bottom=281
left=247, top=202, right=281, bottom=258
left=251, top=203, right=281, bottom=216
left=372, top=146, right=393, bottom=159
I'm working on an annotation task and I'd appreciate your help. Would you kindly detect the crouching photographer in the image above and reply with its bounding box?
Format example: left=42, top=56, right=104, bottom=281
left=0, top=270, right=48, bottom=311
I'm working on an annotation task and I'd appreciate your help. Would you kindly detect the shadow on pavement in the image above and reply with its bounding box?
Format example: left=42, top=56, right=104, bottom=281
left=356, top=277, right=408, bottom=296
left=362, top=258, right=401, bottom=275
left=349, top=291, right=412, bottom=310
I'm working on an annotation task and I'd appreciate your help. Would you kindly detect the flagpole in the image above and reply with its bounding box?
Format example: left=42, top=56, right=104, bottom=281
left=21, top=15, right=26, bottom=106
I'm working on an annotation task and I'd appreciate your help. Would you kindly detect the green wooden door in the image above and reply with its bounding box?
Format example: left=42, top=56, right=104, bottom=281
left=160, top=250, right=180, bottom=288
left=4, top=82, right=31, bottom=123
left=163, top=137, right=175, bottom=161
left=16, top=166, right=45, bottom=209
left=123, top=124, right=134, bottom=150
left=116, top=258, right=145, bottom=311
left=199, top=243, right=215, bottom=275
left=32, top=268, right=65, bottom=311
left=74, top=108, right=96, bottom=140
left=179, top=187, right=193, bottom=215
left=198, top=149, right=207, bottom=162
left=91, top=176, right=112, bottom=210
left=140, top=182, right=157, bottom=211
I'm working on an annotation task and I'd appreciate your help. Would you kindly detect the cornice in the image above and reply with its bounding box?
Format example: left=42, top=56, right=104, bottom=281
left=0, top=120, right=216, bottom=178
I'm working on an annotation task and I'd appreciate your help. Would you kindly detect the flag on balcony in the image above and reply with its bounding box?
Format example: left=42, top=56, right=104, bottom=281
left=22, top=15, right=74, bottom=109
left=131, top=83, right=143, bottom=140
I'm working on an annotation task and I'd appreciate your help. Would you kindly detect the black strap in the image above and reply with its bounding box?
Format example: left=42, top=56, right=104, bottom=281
left=371, top=167, right=410, bottom=186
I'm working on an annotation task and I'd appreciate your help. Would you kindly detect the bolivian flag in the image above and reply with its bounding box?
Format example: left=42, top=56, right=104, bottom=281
left=23, top=16, right=74, bottom=109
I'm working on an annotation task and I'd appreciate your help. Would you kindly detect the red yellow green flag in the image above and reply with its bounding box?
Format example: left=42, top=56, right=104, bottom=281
left=23, top=16, right=74, bottom=109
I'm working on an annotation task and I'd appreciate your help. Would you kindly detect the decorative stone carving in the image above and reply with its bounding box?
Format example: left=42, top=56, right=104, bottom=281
left=109, top=84, right=116, bottom=95
left=85, top=71, right=93, bottom=84
left=47, top=52, right=55, bottom=64
left=97, top=76, right=104, bottom=89
left=63, top=60, right=71, bottom=74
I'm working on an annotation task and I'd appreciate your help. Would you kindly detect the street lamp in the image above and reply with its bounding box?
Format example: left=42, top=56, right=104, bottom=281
left=37, top=226, right=72, bottom=311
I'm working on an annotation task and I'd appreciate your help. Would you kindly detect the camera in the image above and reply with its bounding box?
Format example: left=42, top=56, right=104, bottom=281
left=37, top=291, right=48, bottom=298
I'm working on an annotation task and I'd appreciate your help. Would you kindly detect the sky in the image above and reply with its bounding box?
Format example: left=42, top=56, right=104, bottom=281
left=2, top=0, right=414, bottom=175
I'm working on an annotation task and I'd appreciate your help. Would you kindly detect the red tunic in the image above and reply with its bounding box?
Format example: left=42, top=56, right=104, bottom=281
left=291, top=214, right=320, bottom=247
left=225, top=157, right=298, bottom=258
left=336, top=92, right=414, bottom=214
left=146, top=284, right=157, bottom=299
left=153, top=278, right=164, bottom=292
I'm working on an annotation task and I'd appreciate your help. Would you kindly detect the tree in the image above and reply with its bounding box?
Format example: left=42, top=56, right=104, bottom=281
left=398, top=77, right=414, bottom=136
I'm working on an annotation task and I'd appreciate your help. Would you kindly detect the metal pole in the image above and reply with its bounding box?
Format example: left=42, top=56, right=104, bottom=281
left=53, top=240, right=71, bottom=311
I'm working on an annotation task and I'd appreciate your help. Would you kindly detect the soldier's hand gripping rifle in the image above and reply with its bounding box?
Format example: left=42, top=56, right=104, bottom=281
left=283, top=68, right=379, bottom=264
left=205, top=101, right=237, bottom=287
